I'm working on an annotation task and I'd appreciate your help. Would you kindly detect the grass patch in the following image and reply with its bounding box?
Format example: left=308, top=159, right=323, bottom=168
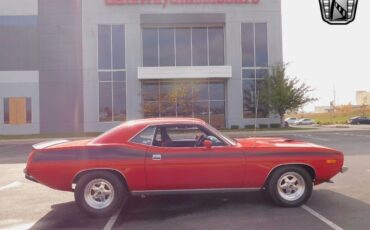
left=294, top=107, right=370, bottom=125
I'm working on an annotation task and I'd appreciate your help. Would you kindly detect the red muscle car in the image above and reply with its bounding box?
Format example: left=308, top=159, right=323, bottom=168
left=24, top=118, right=346, bottom=217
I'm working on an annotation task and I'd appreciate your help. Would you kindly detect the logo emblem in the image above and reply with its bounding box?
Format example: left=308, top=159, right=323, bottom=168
left=319, top=0, right=359, bottom=25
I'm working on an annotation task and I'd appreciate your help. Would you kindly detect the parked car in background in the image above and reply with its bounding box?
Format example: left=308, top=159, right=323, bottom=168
left=295, top=118, right=315, bottom=125
left=348, top=116, right=370, bottom=125
left=24, top=118, right=346, bottom=217
left=284, top=117, right=298, bottom=125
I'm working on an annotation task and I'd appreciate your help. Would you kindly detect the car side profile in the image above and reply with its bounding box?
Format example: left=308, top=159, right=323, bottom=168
left=295, top=118, right=315, bottom=125
left=24, top=118, right=346, bottom=217
left=348, top=116, right=370, bottom=125
left=284, top=117, right=298, bottom=125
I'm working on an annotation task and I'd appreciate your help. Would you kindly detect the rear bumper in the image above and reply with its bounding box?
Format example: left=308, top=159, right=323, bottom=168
left=23, top=168, right=39, bottom=183
left=341, top=166, right=348, bottom=173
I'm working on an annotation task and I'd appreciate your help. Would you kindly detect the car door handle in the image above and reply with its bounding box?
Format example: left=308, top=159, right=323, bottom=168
left=152, top=154, right=162, bottom=161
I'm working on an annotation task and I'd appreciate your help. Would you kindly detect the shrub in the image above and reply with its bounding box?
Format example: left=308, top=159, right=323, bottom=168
left=270, top=123, right=281, bottom=128
left=230, top=125, right=239, bottom=130
left=244, top=125, right=255, bottom=129
left=259, top=124, right=268, bottom=129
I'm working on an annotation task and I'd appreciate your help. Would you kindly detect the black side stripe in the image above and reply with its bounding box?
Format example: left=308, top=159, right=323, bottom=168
left=32, top=147, right=146, bottom=162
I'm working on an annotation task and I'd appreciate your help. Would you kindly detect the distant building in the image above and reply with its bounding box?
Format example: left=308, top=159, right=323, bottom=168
left=314, top=106, right=333, bottom=114
left=356, top=91, right=370, bottom=105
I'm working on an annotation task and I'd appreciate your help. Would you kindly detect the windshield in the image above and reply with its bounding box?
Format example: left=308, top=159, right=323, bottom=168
left=205, top=123, right=236, bottom=146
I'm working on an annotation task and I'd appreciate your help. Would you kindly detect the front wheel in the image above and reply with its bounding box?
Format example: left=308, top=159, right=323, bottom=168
left=74, top=171, right=127, bottom=217
left=267, top=166, right=313, bottom=207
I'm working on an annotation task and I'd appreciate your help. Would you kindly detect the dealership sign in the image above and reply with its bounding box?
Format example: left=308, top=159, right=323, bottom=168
left=106, top=0, right=259, bottom=7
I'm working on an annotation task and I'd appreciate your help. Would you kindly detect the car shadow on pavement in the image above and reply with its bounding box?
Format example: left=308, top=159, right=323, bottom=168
left=29, top=201, right=110, bottom=230
left=28, top=190, right=370, bottom=230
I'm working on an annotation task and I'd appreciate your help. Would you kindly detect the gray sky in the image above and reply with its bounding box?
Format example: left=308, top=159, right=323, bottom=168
left=281, top=0, right=370, bottom=112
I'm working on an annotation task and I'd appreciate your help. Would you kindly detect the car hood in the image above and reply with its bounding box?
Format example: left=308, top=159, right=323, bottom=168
left=235, top=137, right=333, bottom=150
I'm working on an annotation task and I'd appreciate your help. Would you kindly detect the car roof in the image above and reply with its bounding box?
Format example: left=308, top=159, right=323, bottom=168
left=91, top=118, right=207, bottom=144
left=124, top=117, right=207, bottom=126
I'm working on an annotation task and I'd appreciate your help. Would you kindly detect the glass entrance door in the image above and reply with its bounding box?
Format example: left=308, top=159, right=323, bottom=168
left=142, top=79, right=226, bottom=128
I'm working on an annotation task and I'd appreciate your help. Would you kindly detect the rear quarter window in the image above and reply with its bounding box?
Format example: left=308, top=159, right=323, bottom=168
left=131, top=126, right=156, bottom=146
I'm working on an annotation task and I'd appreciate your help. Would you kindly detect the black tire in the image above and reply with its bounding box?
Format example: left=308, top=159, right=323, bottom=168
left=74, top=171, right=127, bottom=217
left=267, top=166, right=313, bottom=207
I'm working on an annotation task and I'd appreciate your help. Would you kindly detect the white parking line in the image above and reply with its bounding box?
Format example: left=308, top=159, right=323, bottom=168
left=0, top=181, right=22, bottom=191
left=103, top=205, right=124, bottom=230
left=302, top=205, right=343, bottom=230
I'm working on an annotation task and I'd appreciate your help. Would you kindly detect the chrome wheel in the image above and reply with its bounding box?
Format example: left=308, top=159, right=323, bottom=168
left=84, top=179, right=115, bottom=209
left=277, top=172, right=305, bottom=202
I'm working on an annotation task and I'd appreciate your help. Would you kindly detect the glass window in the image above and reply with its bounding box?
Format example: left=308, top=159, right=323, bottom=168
left=143, top=101, right=159, bottom=118
left=113, top=82, right=126, bottom=121
left=256, top=69, right=269, bottom=79
left=175, top=28, right=191, bottom=66
left=194, top=101, right=209, bottom=122
left=3, top=98, right=9, bottom=124
left=243, top=79, right=255, bottom=118
left=242, top=69, right=255, bottom=79
left=142, top=82, right=159, bottom=101
left=160, top=101, right=176, bottom=117
left=241, top=23, right=254, bottom=67
left=208, top=27, right=224, bottom=66
left=98, top=24, right=126, bottom=122
left=142, top=80, right=226, bottom=128
left=255, top=23, right=268, bottom=67
left=210, top=82, right=225, bottom=100
left=99, top=72, right=111, bottom=81
left=142, top=28, right=158, bottom=67
left=131, top=126, right=156, bottom=146
left=192, top=28, right=208, bottom=66
left=256, top=79, right=269, bottom=118
left=112, top=25, right=125, bottom=69
left=193, top=82, right=209, bottom=101
left=166, top=125, right=201, bottom=141
left=113, top=71, right=126, bottom=82
left=210, top=101, right=225, bottom=129
left=99, top=82, right=113, bottom=122
left=26, top=98, right=32, bottom=123
left=98, top=25, right=112, bottom=69
left=159, top=82, right=175, bottom=101
left=159, top=28, right=175, bottom=66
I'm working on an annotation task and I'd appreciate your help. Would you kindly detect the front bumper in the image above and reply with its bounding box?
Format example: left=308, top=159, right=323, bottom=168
left=23, top=168, right=38, bottom=183
left=341, top=166, right=349, bottom=173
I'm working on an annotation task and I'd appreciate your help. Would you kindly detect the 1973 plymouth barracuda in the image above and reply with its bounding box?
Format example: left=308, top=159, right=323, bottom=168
left=24, top=118, right=346, bottom=217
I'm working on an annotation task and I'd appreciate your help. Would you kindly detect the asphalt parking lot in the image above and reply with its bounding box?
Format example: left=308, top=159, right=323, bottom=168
left=1, top=129, right=370, bottom=230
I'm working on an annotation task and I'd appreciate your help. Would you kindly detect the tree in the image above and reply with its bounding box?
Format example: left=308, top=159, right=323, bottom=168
left=259, top=64, right=317, bottom=127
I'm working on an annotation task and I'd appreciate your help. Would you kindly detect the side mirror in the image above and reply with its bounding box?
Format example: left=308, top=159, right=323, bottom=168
left=203, top=140, right=212, bottom=149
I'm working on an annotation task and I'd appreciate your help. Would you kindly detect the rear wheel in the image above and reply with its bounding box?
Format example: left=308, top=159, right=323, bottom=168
left=267, top=166, right=313, bottom=207
left=74, top=171, right=127, bottom=217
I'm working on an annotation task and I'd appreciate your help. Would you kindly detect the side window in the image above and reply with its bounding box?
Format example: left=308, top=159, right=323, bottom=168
left=131, top=126, right=156, bottom=146
left=166, top=125, right=201, bottom=141
left=152, top=124, right=225, bottom=147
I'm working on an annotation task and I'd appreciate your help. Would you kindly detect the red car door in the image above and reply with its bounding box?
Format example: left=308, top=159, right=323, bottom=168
left=145, top=125, right=246, bottom=190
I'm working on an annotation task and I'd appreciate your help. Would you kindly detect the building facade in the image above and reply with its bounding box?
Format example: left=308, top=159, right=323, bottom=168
left=356, top=91, right=370, bottom=106
left=0, top=0, right=283, bottom=134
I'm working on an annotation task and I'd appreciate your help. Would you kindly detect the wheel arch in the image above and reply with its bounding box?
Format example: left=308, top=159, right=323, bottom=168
left=72, top=168, right=129, bottom=191
left=263, top=163, right=316, bottom=188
